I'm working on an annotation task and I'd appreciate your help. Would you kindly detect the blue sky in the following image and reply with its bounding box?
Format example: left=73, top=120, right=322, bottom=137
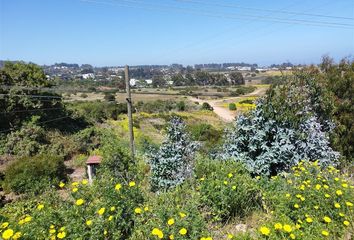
left=0, top=0, right=353, bottom=66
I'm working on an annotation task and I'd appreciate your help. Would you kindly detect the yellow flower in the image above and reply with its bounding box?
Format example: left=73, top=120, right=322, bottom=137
left=108, top=215, right=113, bottom=221
left=167, top=218, right=175, bottom=226
left=151, top=228, right=164, bottom=239
left=323, top=185, right=329, bottom=189
left=315, top=184, right=321, bottom=190
left=227, top=233, right=234, bottom=239
left=334, top=177, right=339, bottom=181
left=37, top=204, right=44, bottom=210
left=306, top=217, right=313, bottom=223
left=49, top=229, right=56, bottom=234
left=129, top=181, right=136, bottom=187
left=294, top=204, right=299, bottom=209
left=228, top=173, right=233, bottom=178
left=259, top=226, right=270, bottom=236
left=342, top=183, right=348, bottom=188
left=283, top=224, right=292, bottom=233
left=179, top=228, right=187, bottom=235
left=274, top=223, right=282, bottom=230
left=115, top=183, right=122, bottom=191
left=325, top=194, right=330, bottom=198
left=57, top=232, right=66, bottom=239
left=334, top=203, right=341, bottom=208
left=104, top=230, right=108, bottom=235
left=13, top=232, right=22, bottom=240
left=72, top=182, right=79, bottom=187
left=59, top=182, right=65, bottom=188
left=86, top=220, right=93, bottom=226
left=179, top=212, right=186, bottom=218
left=75, top=199, right=85, bottom=206
left=232, top=185, right=236, bottom=190
left=336, top=190, right=343, bottom=196
left=200, top=177, right=205, bottom=181
left=72, top=187, right=78, bottom=193
left=110, top=206, right=116, bottom=212
left=295, top=224, right=301, bottom=229
left=144, top=206, right=149, bottom=211
left=346, top=201, right=353, bottom=207
left=285, top=193, right=290, bottom=198
left=169, top=234, right=174, bottom=239
left=2, top=229, right=14, bottom=239
left=223, top=181, right=228, bottom=185
left=339, top=212, right=345, bottom=217
left=98, top=207, right=105, bottom=215
left=290, top=233, right=296, bottom=239
left=82, top=179, right=88, bottom=185
left=321, top=230, right=329, bottom=236
left=18, top=219, right=25, bottom=225
left=323, top=216, right=332, bottom=223
left=314, top=206, right=319, bottom=210
left=134, top=208, right=142, bottom=214
left=287, top=179, right=293, bottom=184
left=343, top=220, right=350, bottom=226
left=1, top=222, right=9, bottom=228
left=24, top=216, right=32, bottom=223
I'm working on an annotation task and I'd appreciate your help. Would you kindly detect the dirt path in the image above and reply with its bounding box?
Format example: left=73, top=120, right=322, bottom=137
left=189, top=86, right=267, bottom=122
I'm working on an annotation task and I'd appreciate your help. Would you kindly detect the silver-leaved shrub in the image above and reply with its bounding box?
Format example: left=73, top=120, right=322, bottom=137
left=148, top=117, right=199, bottom=191
left=221, top=101, right=339, bottom=176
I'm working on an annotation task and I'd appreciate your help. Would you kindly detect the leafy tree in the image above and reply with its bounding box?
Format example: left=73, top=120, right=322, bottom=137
left=147, top=117, right=198, bottom=191
left=201, top=102, right=213, bottom=111
left=229, top=103, right=237, bottom=110
left=0, top=61, right=67, bottom=132
left=171, top=73, right=185, bottom=86
left=152, top=75, right=166, bottom=88
left=229, top=72, right=244, bottom=85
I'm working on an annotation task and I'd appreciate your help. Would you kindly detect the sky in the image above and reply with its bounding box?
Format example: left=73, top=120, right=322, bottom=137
left=0, top=0, right=353, bottom=66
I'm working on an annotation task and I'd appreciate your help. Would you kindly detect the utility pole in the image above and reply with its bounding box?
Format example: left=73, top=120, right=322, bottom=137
left=125, top=65, right=135, bottom=161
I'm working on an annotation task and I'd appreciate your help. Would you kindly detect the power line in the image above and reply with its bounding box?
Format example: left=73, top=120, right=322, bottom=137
left=81, top=0, right=354, bottom=29
left=176, top=0, right=354, bottom=20
left=0, top=107, right=63, bottom=115
left=0, top=116, right=71, bottom=133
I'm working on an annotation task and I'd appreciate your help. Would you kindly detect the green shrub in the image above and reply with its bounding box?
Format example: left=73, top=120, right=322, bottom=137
left=239, top=99, right=253, bottom=105
left=229, top=103, right=237, bottom=111
left=80, top=93, right=88, bottom=98
left=104, top=93, right=116, bottom=102
left=3, top=154, right=66, bottom=194
left=131, top=183, right=209, bottom=240
left=201, top=102, right=213, bottom=111
left=0, top=178, right=144, bottom=239
left=256, top=161, right=354, bottom=239
left=195, top=158, right=262, bottom=222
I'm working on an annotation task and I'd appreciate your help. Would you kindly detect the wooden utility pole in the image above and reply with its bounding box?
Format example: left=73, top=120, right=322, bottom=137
left=125, top=65, right=135, bottom=161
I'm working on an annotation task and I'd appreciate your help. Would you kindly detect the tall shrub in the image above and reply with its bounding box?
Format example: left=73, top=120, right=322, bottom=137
left=148, top=117, right=198, bottom=191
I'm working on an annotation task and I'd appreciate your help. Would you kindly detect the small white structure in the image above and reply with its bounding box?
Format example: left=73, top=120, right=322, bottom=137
left=82, top=73, right=95, bottom=79
left=130, top=78, right=137, bottom=86
left=145, top=79, right=153, bottom=85
left=86, top=155, right=102, bottom=184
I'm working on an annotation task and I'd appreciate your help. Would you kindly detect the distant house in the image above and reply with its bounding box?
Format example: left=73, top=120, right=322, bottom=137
left=130, top=78, right=137, bottom=86
left=145, top=79, right=153, bottom=85
left=82, top=73, right=95, bottom=79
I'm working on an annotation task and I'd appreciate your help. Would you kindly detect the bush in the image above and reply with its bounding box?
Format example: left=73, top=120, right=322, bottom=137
left=80, top=93, right=88, bottom=98
left=256, top=161, right=354, bottom=239
left=176, top=101, right=186, bottom=111
left=195, top=159, right=262, bottom=222
left=201, top=102, right=213, bottom=111
left=104, top=93, right=116, bottom=102
left=131, top=184, right=209, bottom=240
left=229, top=103, right=237, bottom=111
left=221, top=102, right=339, bottom=176
left=0, top=178, right=144, bottom=239
left=4, top=119, right=47, bottom=157
left=147, top=117, right=199, bottom=191
left=3, top=154, right=66, bottom=194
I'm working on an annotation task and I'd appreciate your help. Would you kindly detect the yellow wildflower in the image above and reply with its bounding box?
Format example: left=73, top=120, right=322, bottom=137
left=323, top=185, right=329, bottom=189
left=57, top=232, right=66, bottom=239
left=179, top=212, right=186, bottom=218
left=314, top=206, right=319, bottom=210
left=144, top=206, right=149, bottom=211
left=336, top=190, right=343, bottom=196
left=290, top=233, right=296, bottom=239
left=227, top=233, right=234, bottom=239
left=82, top=179, right=88, bottom=185
left=115, top=183, right=122, bottom=191
left=108, top=215, right=113, bottom=221
left=339, top=212, right=345, bottom=217
left=2, top=229, right=14, bottom=239
left=334, top=203, right=341, bottom=208
left=321, top=230, right=329, bottom=236
left=274, top=223, right=282, bottom=230
left=98, top=207, right=105, bottom=215
left=315, top=184, right=321, bottom=190
left=110, top=206, right=116, bottom=212
left=294, top=204, right=299, bottom=209
left=86, top=220, right=92, bottom=226
left=59, top=182, right=65, bottom=188
left=71, top=182, right=79, bottom=187
left=151, top=228, right=164, bottom=239
left=323, top=216, right=332, bottom=223
left=24, top=216, right=32, bottom=223
left=75, top=199, right=85, bottom=206
left=1, top=222, right=9, bottom=228
left=346, top=201, right=353, bottom=207
left=169, top=234, right=174, bottom=239
left=72, top=187, right=78, bottom=193
left=259, top=226, right=270, bottom=236
left=179, top=228, right=187, bottom=235
left=283, top=224, right=292, bottom=233
left=129, top=181, right=136, bottom=187
left=37, top=204, right=44, bottom=210
left=49, top=228, right=56, bottom=234
left=228, top=173, right=233, bottom=178
left=167, top=218, right=175, bottom=226
left=13, top=232, right=22, bottom=240
left=200, top=177, right=205, bottom=181
left=232, top=185, right=236, bottom=190
left=134, top=208, right=142, bottom=214
left=306, top=217, right=313, bottom=223
left=325, top=194, right=330, bottom=198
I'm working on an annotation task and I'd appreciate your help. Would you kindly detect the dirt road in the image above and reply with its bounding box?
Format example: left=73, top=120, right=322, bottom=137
left=190, top=87, right=267, bottom=122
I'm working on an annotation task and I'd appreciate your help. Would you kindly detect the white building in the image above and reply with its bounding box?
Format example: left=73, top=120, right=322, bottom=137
left=145, top=79, right=153, bottom=85
left=130, top=78, right=137, bottom=86
left=82, top=73, right=95, bottom=79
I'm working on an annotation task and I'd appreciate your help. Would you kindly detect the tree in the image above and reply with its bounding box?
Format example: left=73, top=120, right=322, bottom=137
left=171, top=73, right=185, bottom=86
left=201, top=102, right=213, bottom=111
left=152, top=75, right=166, bottom=88
left=229, top=72, right=244, bottom=85
left=147, top=117, right=198, bottom=191
left=0, top=61, right=67, bottom=132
